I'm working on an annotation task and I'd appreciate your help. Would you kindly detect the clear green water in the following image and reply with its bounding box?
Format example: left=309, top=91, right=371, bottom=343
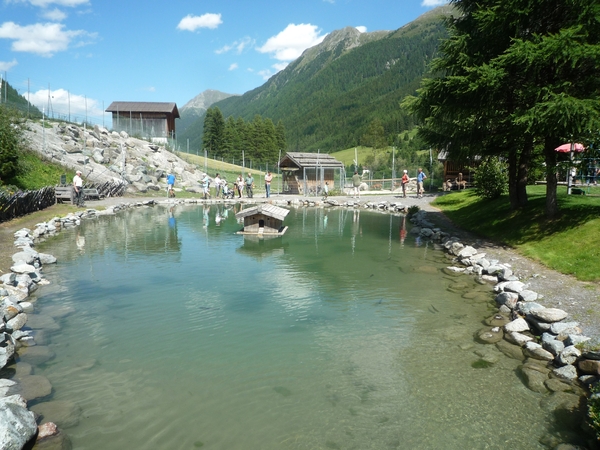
left=26, top=205, right=554, bottom=449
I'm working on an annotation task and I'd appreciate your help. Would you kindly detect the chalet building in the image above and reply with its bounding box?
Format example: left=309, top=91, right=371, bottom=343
left=105, top=102, right=179, bottom=142
left=437, top=150, right=479, bottom=188
left=278, top=152, right=345, bottom=195
left=236, top=204, right=290, bottom=236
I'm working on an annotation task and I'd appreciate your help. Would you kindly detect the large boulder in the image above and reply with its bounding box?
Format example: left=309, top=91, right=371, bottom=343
left=0, top=395, right=37, bottom=450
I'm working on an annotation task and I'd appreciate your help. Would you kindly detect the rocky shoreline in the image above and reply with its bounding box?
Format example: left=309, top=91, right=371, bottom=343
left=0, top=196, right=598, bottom=449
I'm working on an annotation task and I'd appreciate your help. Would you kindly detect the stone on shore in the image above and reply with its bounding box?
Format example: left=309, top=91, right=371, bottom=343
left=519, top=365, right=549, bottom=394
left=504, top=318, right=529, bottom=333
left=0, top=395, right=37, bottom=450
left=475, top=327, right=504, bottom=344
left=523, top=342, right=554, bottom=361
left=529, top=308, right=569, bottom=323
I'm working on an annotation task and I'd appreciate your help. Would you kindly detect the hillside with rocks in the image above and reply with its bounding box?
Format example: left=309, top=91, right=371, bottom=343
left=23, top=120, right=204, bottom=193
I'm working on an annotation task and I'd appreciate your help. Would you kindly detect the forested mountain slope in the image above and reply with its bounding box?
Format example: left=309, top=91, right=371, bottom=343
left=179, top=5, right=451, bottom=153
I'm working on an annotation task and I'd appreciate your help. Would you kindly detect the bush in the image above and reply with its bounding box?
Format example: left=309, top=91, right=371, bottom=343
left=0, top=105, right=24, bottom=181
left=588, top=385, right=600, bottom=440
left=473, top=156, right=508, bottom=200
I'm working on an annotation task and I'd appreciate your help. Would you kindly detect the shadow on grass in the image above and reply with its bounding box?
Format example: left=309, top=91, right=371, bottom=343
left=433, top=189, right=600, bottom=247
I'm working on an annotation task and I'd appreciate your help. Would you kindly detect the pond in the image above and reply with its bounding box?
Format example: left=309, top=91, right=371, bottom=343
left=25, top=204, right=558, bottom=449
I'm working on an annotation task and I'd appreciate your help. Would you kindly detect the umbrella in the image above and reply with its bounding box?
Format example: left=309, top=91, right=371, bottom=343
left=555, top=143, right=585, bottom=153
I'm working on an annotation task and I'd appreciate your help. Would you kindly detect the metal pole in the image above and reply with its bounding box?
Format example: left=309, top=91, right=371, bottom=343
left=278, top=149, right=281, bottom=194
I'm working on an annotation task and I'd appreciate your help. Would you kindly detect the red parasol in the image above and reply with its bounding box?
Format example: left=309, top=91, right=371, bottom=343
left=555, top=143, right=585, bottom=153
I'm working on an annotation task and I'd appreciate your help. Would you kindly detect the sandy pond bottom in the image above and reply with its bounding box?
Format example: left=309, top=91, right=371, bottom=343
left=19, top=205, right=570, bottom=449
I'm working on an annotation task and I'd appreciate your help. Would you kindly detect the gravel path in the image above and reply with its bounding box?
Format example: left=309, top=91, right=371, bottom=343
left=2, top=191, right=599, bottom=345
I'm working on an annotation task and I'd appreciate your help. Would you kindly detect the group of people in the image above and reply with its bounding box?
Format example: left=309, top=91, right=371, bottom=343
left=400, top=168, right=427, bottom=198
left=187, top=171, right=275, bottom=200
left=352, top=168, right=427, bottom=199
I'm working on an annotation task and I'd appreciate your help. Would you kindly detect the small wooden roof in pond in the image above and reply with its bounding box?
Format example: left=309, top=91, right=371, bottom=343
left=235, top=204, right=290, bottom=221
left=279, top=152, right=344, bottom=170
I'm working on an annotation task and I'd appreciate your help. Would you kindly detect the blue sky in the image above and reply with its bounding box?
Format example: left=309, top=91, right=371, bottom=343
left=0, top=0, right=446, bottom=127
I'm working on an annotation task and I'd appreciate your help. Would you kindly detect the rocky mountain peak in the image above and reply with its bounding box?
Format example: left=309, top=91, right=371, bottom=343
left=181, top=90, right=236, bottom=113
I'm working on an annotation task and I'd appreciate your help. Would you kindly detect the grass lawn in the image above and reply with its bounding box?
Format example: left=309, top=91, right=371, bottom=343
left=433, top=185, right=600, bottom=281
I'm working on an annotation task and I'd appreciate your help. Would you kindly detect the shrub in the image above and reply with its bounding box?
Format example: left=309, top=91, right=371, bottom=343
left=0, top=105, right=24, bottom=181
left=407, top=205, right=420, bottom=217
left=588, top=384, right=600, bottom=440
left=473, top=156, right=508, bottom=200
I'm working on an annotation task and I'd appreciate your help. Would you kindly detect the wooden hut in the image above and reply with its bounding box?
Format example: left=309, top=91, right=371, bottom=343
left=437, top=150, right=479, bottom=189
left=105, top=101, right=180, bottom=142
left=235, top=204, right=290, bottom=236
left=278, top=152, right=345, bottom=195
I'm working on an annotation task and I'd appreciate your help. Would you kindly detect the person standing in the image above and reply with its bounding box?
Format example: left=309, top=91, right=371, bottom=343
left=352, top=171, right=361, bottom=199
left=236, top=174, right=244, bottom=198
left=322, top=181, right=329, bottom=199
left=167, top=172, right=176, bottom=198
left=264, top=171, right=273, bottom=198
left=73, top=170, right=84, bottom=207
left=417, top=168, right=427, bottom=198
left=214, top=173, right=222, bottom=198
left=245, top=173, right=254, bottom=198
left=401, top=170, right=409, bottom=198
left=202, top=173, right=211, bottom=200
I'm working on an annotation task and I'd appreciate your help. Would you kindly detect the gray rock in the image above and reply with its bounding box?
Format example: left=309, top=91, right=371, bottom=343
left=37, top=252, right=57, bottom=264
left=550, top=321, right=581, bottom=337
left=5, top=313, right=27, bottom=332
left=518, top=290, right=538, bottom=302
left=495, top=291, right=519, bottom=309
left=18, top=374, right=52, bottom=401
left=475, top=327, right=504, bottom=344
left=31, top=400, right=82, bottom=429
left=495, top=340, right=525, bottom=361
left=9, top=263, right=36, bottom=274
left=544, top=378, right=574, bottom=393
left=523, top=342, right=555, bottom=361
left=529, top=307, right=569, bottom=323
left=516, top=301, right=544, bottom=315
left=504, top=318, right=529, bottom=333
left=484, top=313, right=510, bottom=327
left=503, top=280, right=526, bottom=293
left=17, top=346, right=55, bottom=365
left=505, top=331, right=533, bottom=346
left=0, top=395, right=37, bottom=450
left=25, top=314, right=60, bottom=331
left=565, top=334, right=591, bottom=347
left=520, top=365, right=549, bottom=393
left=525, top=315, right=553, bottom=333
left=542, top=339, right=565, bottom=356
left=557, top=346, right=581, bottom=366
left=457, top=246, right=478, bottom=258
left=11, top=252, right=35, bottom=265
left=551, top=364, right=579, bottom=382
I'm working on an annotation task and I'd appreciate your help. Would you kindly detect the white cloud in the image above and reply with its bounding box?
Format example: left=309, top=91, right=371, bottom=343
left=258, top=69, right=272, bottom=80
left=228, top=63, right=238, bottom=71
left=257, top=23, right=327, bottom=61
left=272, top=62, right=288, bottom=72
left=42, top=8, right=67, bottom=21
left=13, top=0, right=89, bottom=6
left=27, top=88, right=103, bottom=119
left=0, top=22, right=89, bottom=56
left=0, top=59, right=18, bottom=71
left=356, top=26, right=367, bottom=33
left=421, top=0, right=448, bottom=6
left=177, top=13, right=222, bottom=32
left=215, top=37, right=254, bottom=55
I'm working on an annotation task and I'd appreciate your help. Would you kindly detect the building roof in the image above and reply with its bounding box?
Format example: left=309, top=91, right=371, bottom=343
left=235, top=204, right=290, bottom=221
left=279, top=152, right=345, bottom=169
left=105, top=102, right=180, bottom=118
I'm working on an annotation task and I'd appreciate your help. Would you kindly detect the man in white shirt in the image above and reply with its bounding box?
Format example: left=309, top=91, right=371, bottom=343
left=73, top=170, right=84, bottom=207
left=214, top=173, right=222, bottom=198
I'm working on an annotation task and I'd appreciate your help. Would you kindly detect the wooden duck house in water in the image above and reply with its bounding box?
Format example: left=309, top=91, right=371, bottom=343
left=235, top=204, right=290, bottom=236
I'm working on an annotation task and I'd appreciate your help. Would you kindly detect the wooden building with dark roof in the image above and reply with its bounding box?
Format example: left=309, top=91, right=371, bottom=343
left=278, top=152, right=345, bottom=195
left=106, top=101, right=180, bottom=142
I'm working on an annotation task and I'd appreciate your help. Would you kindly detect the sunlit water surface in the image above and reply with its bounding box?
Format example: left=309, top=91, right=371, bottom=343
left=24, top=204, right=559, bottom=449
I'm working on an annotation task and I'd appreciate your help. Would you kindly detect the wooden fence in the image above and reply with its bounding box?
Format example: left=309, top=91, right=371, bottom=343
left=0, top=181, right=126, bottom=223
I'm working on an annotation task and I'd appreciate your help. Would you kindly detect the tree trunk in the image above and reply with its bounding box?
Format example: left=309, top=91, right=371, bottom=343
left=508, top=149, right=518, bottom=210
left=516, top=136, right=533, bottom=208
left=544, top=137, right=560, bottom=219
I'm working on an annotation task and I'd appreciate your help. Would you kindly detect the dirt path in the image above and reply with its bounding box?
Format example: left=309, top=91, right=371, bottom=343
left=2, top=191, right=599, bottom=345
